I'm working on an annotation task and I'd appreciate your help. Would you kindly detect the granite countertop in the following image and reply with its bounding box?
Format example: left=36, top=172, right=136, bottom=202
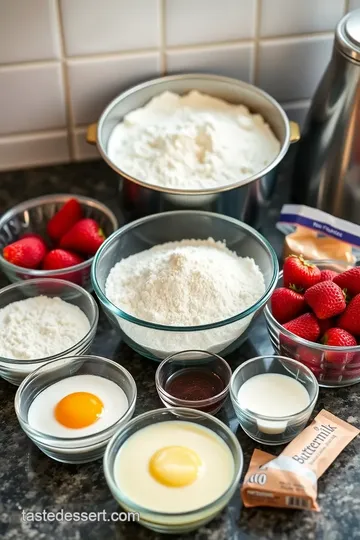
left=0, top=162, right=359, bottom=540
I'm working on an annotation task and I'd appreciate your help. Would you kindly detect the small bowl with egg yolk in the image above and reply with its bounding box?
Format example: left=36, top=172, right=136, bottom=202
left=14, top=355, right=137, bottom=464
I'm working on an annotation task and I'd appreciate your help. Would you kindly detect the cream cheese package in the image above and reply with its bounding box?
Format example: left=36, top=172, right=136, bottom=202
left=277, top=204, right=360, bottom=263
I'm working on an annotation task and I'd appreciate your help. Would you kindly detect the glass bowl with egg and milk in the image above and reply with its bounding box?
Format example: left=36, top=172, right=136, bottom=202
left=91, top=210, right=278, bottom=361
left=86, top=74, right=300, bottom=229
left=103, top=407, right=243, bottom=534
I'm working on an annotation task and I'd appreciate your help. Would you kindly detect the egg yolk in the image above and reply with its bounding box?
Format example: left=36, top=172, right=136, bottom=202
left=149, top=445, right=202, bottom=487
left=54, top=392, right=104, bottom=429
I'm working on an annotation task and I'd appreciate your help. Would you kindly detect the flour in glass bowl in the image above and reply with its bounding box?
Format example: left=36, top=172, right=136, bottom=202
left=0, top=296, right=90, bottom=360
left=105, top=238, right=266, bottom=358
left=107, top=90, right=281, bottom=191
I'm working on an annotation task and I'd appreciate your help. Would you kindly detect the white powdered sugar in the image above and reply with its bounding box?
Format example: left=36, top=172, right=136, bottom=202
left=105, top=238, right=265, bottom=357
left=107, top=90, right=280, bottom=191
left=0, top=296, right=90, bottom=360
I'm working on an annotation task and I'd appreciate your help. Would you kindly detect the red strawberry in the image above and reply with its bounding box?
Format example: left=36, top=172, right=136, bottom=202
left=43, top=249, right=84, bottom=270
left=304, top=280, right=346, bottom=319
left=47, top=198, right=83, bottom=241
left=283, top=313, right=320, bottom=342
left=283, top=255, right=321, bottom=292
left=317, top=317, right=334, bottom=337
left=60, top=218, right=105, bottom=255
left=271, top=287, right=306, bottom=324
left=338, top=294, right=360, bottom=335
left=333, top=267, right=360, bottom=297
left=3, top=237, right=47, bottom=269
left=319, top=269, right=338, bottom=282
left=322, top=327, right=357, bottom=364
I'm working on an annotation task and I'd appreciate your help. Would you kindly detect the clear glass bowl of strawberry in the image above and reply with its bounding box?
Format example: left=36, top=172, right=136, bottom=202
left=0, top=195, right=118, bottom=292
left=264, top=259, right=360, bottom=388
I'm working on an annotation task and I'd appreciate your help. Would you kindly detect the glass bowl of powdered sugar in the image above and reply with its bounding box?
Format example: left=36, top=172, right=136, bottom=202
left=92, top=211, right=278, bottom=361
left=0, top=278, right=98, bottom=385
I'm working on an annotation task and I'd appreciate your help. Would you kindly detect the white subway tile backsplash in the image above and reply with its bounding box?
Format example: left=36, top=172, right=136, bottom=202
left=0, top=0, right=60, bottom=64
left=349, top=0, right=360, bottom=9
left=166, top=44, right=254, bottom=82
left=0, top=64, right=66, bottom=136
left=260, top=0, right=344, bottom=37
left=0, top=1, right=346, bottom=170
left=73, top=128, right=100, bottom=161
left=282, top=101, right=311, bottom=128
left=258, top=36, right=333, bottom=102
left=165, top=0, right=256, bottom=46
left=60, top=0, right=160, bottom=56
left=0, top=132, right=69, bottom=172
left=67, top=53, right=161, bottom=125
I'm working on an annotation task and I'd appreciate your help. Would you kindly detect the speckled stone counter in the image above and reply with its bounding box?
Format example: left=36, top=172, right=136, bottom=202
left=0, top=162, right=359, bottom=540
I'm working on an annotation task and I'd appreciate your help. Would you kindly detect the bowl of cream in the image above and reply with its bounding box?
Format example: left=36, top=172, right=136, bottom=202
left=103, top=407, right=243, bottom=534
left=230, top=355, right=319, bottom=445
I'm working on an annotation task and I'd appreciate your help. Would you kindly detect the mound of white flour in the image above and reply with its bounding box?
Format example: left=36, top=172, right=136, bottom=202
left=105, top=238, right=265, bottom=356
left=107, top=90, right=280, bottom=190
left=0, top=296, right=90, bottom=360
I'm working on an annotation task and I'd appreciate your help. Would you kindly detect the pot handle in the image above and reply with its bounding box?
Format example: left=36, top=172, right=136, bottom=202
left=289, top=121, right=300, bottom=143
left=86, top=123, right=97, bottom=145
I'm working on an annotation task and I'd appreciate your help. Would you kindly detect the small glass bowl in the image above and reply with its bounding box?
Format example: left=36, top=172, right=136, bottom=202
left=0, top=278, right=98, bottom=385
left=264, top=260, right=360, bottom=387
left=155, top=350, right=231, bottom=414
left=0, top=194, right=118, bottom=291
left=103, top=407, right=243, bottom=534
left=14, top=355, right=137, bottom=464
left=230, top=355, right=319, bottom=445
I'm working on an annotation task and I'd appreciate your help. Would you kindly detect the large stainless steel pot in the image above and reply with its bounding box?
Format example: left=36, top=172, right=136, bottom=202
left=87, top=74, right=300, bottom=228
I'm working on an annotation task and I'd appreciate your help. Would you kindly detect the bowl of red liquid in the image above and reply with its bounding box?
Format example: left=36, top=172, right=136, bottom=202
left=155, top=350, right=232, bottom=414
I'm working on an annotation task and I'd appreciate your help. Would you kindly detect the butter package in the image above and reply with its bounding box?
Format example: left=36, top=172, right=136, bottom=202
left=241, top=410, right=359, bottom=511
left=277, top=204, right=360, bottom=263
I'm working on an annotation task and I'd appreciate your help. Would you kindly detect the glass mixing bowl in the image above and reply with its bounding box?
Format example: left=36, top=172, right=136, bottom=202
left=103, top=407, right=243, bottom=534
left=0, top=278, right=98, bottom=385
left=264, top=260, right=360, bottom=388
left=91, top=211, right=278, bottom=360
left=0, top=194, right=118, bottom=291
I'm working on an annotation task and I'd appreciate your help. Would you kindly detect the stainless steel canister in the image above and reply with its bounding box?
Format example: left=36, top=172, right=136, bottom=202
left=291, top=10, right=360, bottom=224
left=87, top=74, right=300, bottom=228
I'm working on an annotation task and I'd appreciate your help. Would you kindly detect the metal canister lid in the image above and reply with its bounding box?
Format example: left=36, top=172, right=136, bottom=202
left=336, top=9, right=360, bottom=61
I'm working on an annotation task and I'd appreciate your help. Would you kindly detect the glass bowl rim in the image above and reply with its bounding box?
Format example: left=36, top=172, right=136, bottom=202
left=91, top=210, right=279, bottom=331
left=14, top=355, right=137, bottom=443
left=0, top=193, right=118, bottom=276
left=230, top=355, right=319, bottom=421
left=155, top=349, right=232, bottom=406
left=0, top=278, right=99, bottom=365
left=103, top=406, right=243, bottom=518
left=264, top=260, right=360, bottom=352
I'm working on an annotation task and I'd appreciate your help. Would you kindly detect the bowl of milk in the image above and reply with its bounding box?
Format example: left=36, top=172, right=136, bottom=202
left=230, top=355, right=319, bottom=445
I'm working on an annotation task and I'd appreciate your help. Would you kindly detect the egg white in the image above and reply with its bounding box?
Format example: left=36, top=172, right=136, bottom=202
left=114, top=421, right=234, bottom=513
left=28, top=374, right=129, bottom=438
